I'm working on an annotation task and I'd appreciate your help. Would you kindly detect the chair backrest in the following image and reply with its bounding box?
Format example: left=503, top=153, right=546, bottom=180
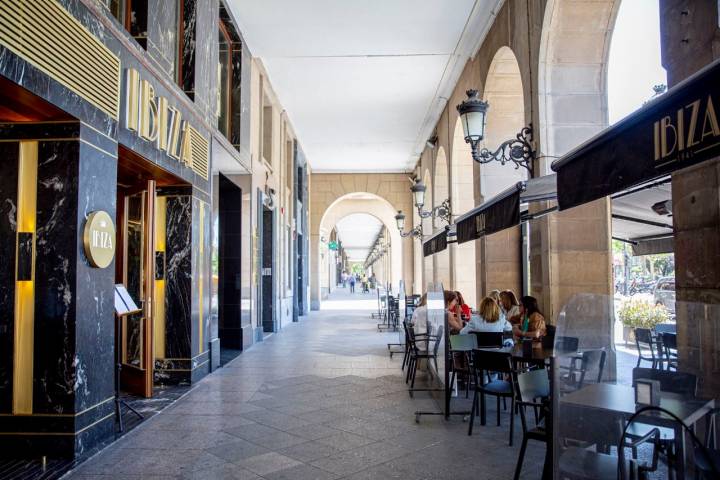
left=542, top=324, right=557, bottom=349
left=555, top=335, right=579, bottom=353
left=660, top=332, right=677, bottom=350
left=655, top=323, right=676, bottom=335
left=450, top=334, right=478, bottom=352
left=632, top=368, right=697, bottom=396
left=579, top=349, right=607, bottom=385
left=634, top=327, right=653, bottom=345
left=433, top=325, right=444, bottom=356
left=473, top=331, right=504, bottom=348
left=472, top=349, right=513, bottom=375
left=516, top=368, right=550, bottom=403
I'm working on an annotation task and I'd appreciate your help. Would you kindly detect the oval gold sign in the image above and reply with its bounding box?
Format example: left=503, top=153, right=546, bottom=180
left=83, top=211, right=116, bottom=268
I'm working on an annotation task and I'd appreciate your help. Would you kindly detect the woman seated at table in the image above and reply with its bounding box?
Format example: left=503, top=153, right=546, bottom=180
left=459, top=297, right=512, bottom=335
left=445, top=290, right=464, bottom=334
left=409, top=293, right=427, bottom=326
left=455, top=290, right=471, bottom=323
left=488, top=289, right=501, bottom=305
left=500, top=290, right=520, bottom=323
left=512, top=295, right=547, bottom=340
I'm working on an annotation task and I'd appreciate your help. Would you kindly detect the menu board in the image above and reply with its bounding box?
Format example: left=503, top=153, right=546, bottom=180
left=114, top=284, right=141, bottom=316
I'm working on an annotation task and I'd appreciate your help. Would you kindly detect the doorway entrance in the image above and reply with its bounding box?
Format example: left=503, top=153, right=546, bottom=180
left=217, top=174, right=243, bottom=363
left=260, top=204, right=276, bottom=333
left=115, top=147, right=188, bottom=397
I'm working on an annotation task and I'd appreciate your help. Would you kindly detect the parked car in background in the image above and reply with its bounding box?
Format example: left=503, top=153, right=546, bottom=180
left=653, top=276, right=676, bottom=314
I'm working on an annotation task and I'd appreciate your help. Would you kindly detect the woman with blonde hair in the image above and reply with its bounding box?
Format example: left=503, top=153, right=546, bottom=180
left=460, top=297, right=512, bottom=334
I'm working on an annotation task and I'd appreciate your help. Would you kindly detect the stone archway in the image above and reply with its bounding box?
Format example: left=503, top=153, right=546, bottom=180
left=473, top=46, right=527, bottom=300
left=309, top=174, right=413, bottom=309
left=532, top=0, right=619, bottom=319
left=539, top=0, right=620, bottom=167
left=433, top=147, right=451, bottom=289
left=421, top=168, right=433, bottom=292
left=450, top=116, right=477, bottom=308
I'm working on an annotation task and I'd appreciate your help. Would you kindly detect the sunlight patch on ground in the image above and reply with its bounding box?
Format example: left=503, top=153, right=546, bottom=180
left=320, top=297, right=378, bottom=311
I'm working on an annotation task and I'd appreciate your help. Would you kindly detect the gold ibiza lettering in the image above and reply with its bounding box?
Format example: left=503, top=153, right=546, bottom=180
left=125, top=68, right=140, bottom=132
left=685, top=99, right=701, bottom=148
left=167, top=107, right=183, bottom=160
left=123, top=68, right=204, bottom=173
left=156, top=96, right=169, bottom=151
left=139, top=79, right=158, bottom=142
left=701, top=95, right=720, bottom=142
left=660, top=116, right=677, bottom=158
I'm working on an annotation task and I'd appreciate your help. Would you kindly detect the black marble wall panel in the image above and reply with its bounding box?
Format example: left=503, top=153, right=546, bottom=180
left=73, top=127, right=117, bottom=455
left=194, top=0, right=219, bottom=121
left=163, top=195, right=192, bottom=360
left=147, top=0, right=179, bottom=78
left=33, top=138, right=80, bottom=415
left=180, top=0, right=197, bottom=100
left=0, top=142, right=19, bottom=413
left=218, top=174, right=243, bottom=349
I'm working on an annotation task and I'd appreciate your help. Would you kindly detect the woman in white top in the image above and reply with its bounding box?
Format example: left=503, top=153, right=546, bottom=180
left=460, top=297, right=512, bottom=334
left=499, top=290, right=521, bottom=324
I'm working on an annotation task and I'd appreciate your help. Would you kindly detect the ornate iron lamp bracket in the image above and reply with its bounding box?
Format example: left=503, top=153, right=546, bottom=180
left=470, top=125, right=535, bottom=176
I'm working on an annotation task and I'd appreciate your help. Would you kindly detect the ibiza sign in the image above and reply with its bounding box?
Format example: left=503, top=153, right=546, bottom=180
left=653, top=94, right=720, bottom=168
left=83, top=211, right=115, bottom=269
left=124, top=68, right=195, bottom=167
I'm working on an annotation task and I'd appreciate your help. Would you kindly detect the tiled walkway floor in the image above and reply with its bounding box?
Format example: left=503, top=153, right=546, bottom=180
left=66, top=288, right=544, bottom=479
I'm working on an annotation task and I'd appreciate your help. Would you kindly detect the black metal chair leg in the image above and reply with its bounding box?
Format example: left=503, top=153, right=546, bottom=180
left=480, top=391, right=486, bottom=426
left=497, top=396, right=501, bottom=426
left=509, top=398, right=515, bottom=446
left=468, top=390, right=477, bottom=436
left=513, top=436, right=528, bottom=480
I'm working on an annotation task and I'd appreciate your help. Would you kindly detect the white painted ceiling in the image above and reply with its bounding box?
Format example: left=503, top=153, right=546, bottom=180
left=228, top=0, right=503, bottom=172
left=334, top=213, right=383, bottom=261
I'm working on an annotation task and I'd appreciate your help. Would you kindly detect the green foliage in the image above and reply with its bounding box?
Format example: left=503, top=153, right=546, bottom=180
left=618, top=297, right=669, bottom=329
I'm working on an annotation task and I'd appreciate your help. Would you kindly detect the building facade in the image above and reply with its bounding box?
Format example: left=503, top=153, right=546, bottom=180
left=0, top=0, right=308, bottom=458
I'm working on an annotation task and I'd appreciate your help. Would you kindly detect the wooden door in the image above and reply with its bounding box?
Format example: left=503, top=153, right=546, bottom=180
left=119, top=180, right=156, bottom=397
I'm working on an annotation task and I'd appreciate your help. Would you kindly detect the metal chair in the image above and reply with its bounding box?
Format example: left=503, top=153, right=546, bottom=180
left=626, top=368, right=698, bottom=471
left=694, top=407, right=720, bottom=479
left=449, top=334, right=477, bottom=399
left=659, top=332, right=678, bottom=371
left=559, top=404, right=658, bottom=479
left=406, top=325, right=443, bottom=390
left=541, top=324, right=556, bottom=349
left=468, top=349, right=515, bottom=445
left=560, top=349, right=607, bottom=393
left=555, top=335, right=580, bottom=353
left=634, top=327, right=661, bottom=369
left=513, top=368, right=549, bottom=480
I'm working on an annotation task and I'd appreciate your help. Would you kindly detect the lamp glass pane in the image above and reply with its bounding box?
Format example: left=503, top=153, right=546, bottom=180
left=464, top=110, right=486, bottom=140
left=414, top=188, right=425, bottom=209
left=396, top=215, right=405, bottom=231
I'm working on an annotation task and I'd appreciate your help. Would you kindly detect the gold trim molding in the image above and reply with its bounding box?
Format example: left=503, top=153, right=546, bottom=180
left=0, top=0, right=121, bottom=120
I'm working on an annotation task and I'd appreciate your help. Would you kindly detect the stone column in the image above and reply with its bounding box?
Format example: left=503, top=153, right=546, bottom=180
left=660, top=0, right=720, bottom=397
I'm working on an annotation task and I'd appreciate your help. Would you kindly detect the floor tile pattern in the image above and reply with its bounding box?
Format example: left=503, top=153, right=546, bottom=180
left=65, top=289, right=545, bottom=479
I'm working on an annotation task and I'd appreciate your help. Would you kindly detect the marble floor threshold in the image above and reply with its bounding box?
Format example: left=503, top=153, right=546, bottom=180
left=0, top=384, right=191, bottom=480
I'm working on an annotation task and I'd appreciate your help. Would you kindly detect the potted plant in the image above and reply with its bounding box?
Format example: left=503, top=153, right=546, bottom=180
left=618, top=297, right=670, bottom=344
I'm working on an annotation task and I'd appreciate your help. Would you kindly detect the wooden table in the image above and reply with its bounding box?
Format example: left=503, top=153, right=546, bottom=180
left=560, top=383, right=714, bottom=478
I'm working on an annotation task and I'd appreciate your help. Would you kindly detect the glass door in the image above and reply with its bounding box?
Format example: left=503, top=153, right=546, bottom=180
left=120, top=180, right=156, bottom=397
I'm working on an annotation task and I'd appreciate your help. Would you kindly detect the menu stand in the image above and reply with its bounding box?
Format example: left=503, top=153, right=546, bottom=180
left=114, top=284, right=144, bottom=432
